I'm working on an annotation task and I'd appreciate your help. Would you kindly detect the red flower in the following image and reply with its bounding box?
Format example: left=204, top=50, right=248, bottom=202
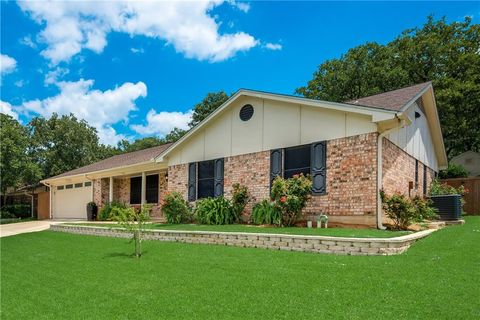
left=292, top=174, right=299, bottom=178
left=464, top=188, right=469, bottom=194
left=280, top=196, right=287, bottom=203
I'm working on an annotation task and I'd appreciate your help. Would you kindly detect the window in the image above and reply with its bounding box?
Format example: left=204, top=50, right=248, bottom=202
left=146, top=175, right=159, bottom=203
left=284, top=145, right=311, bottom=178
left=57, top=185, right=64, bottom=190
left=130, top=177, right=142, bottom=204
left=130, top=175, right=159, bottom=204
left=65, top=184, right=73, bottom=189
left=197, top=160, right=215, bottom=199
left=415, top=160, right=419, bottom=187
left=84, top=181, right=92, bottom=187
left=74, top=183, right=83, bottom=188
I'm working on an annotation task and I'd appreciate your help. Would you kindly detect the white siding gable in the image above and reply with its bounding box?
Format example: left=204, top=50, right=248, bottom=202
left=167, top=96, right=377, bottom=166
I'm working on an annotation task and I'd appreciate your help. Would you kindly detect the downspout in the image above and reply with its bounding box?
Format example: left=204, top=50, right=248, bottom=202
left=376, top=118, right=406, bottom=229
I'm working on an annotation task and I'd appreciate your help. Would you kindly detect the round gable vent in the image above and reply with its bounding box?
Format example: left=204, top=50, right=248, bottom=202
left=239, top=104, right=254, bottom=121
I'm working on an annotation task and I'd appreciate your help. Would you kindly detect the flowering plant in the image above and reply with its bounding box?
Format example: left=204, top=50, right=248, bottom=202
left=271, top=174, right=312, bottom=226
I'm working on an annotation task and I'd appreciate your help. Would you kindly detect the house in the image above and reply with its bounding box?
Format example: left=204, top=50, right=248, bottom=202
left=450, top=151, right=480, bottom=177
left=1, top=184, right=50, bottom=219
left=41, top=82, right=447, bottom=228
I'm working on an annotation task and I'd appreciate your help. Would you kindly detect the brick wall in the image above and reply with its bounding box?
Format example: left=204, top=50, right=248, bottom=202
left=382, top=138, right=436, bottom=197
left=304, top=133, right=378, bottom=225
left=167, top=164, right=189, bottom=199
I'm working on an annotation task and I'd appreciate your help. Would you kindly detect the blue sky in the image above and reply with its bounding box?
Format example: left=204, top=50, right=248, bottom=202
left=1, top=1, right=478, bottom=145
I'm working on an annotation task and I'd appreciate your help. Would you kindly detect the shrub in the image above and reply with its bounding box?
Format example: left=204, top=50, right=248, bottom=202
left=271, top=174, right=312, bottom=227
left=251, top=200, right=281, bottom=226
left=98, top=201, right=127, bottom=221
left=231, top=183, right=250, bottom=222
left=380, top=191, right=417, bottom=230
left=429, top=179, right=468, bottom=214
left=195, top=197, right=235, bottom=225
left=438, top=163, right=468, bottom=179
left=0, top=204, right=31, bottom=218
left=412, top=196, right=438, bottom=221
left=161, top=192, right=193, bottom=224
left=0, top=210, right=16, bottom=219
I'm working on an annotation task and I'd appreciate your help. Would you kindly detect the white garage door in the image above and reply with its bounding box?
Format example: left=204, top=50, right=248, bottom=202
left=54, top=182, right=92, bottom=219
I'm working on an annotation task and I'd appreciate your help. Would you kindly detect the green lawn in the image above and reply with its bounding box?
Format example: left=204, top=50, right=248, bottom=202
left=2, top=217, right=479, bottom=319
left=68, top=222, right=410, bottom=238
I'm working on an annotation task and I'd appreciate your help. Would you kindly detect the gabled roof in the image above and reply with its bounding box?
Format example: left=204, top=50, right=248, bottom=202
left=346, top=82, right=432, bottom=111
left=46, top=143, right=172, bottom=180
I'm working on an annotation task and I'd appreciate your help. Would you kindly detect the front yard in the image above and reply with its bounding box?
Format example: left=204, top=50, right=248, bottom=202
left=1, top=217, right=479, bottom=319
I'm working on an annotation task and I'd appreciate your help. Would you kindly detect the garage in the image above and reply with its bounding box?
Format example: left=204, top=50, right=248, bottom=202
left=53, top=181, right=92, bottom=219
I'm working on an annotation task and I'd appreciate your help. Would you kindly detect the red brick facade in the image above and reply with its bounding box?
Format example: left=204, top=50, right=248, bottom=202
left=92, top=170, right=167, bottom=219
left=382, top=138, right=435, bottom=198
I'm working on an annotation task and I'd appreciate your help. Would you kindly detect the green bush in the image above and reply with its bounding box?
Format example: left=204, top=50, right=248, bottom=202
left=0, top=204, right=31, bottom=219
left=380, top=191, right=417, bottom=230
left=412, top=196, right=438, bottom=221
left=161, top=192, right=193, bottom=224
left=438, top=163, right=468, bottom=179
left=98, top=201, right=127, bottom=221
left=0, top=210, right=16, bottom=219
left=429, top=178, right=468, bottom=215
left=231, top=183, right=250, bottom=222
left=195, top=197, right=235, bottom=225
left=271, top=174, right=312, bottom=226
left=251, top=200, right=281, bottom=226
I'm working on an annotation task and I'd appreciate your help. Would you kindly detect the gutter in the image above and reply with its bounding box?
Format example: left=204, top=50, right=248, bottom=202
left=376, top=116, right=407, bottom=229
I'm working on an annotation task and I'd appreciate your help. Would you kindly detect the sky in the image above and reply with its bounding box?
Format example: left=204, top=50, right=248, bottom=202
left=1, top=1, right=479, bottom=145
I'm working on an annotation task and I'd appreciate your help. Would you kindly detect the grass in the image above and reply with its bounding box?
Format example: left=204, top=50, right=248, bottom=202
left=68, top=222, right=411, bottom=238
left=2, top=217, right=479, bottom=319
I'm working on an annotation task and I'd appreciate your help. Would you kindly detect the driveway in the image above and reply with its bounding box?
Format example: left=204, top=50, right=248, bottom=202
left=0, top=220, right=71, bottom=238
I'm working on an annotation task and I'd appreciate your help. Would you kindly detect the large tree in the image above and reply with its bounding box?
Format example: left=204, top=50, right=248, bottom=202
left=296, top=16, right=480, bottom=158
left=188, top=91, right=229, bottom=128
left=0, top=114, right=41, bottom=203
left=29, top=113, right=105, bottom=179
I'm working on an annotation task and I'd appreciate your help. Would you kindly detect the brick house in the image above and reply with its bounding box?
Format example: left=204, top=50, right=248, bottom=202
left=41, top=82, right=447, bottom=228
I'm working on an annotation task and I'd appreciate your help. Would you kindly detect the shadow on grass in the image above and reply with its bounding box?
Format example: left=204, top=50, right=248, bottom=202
left=103, top=251, right=149, bottom=259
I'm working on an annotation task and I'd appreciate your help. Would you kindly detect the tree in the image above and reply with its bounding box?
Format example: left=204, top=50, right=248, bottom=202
left=29, top=113, right=105, bottom=179
left=112, top=205, right=150, bottom=258
left=163, top=127, right=187, bottom=143
left=296, top=16, right=480, bottom=158
left=188, top=91, right=229, bottom=128
left=0, top=114, right=40, bottom=204
left=117, top=136, right=164, bottom=153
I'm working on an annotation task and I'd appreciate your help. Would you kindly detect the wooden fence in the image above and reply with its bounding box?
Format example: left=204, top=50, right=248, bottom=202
left=441, top=177, right=480, bottom=215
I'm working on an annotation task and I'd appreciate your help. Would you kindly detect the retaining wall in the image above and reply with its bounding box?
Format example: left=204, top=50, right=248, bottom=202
left=50, top=224, right=435, bottom=256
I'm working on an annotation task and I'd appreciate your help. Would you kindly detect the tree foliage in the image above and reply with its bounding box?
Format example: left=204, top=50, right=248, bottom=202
left=0, top=114, right=41, bottom=202
left=188, top=91, right=229, bottom=128
left=297, top=16, right=480, bottom=158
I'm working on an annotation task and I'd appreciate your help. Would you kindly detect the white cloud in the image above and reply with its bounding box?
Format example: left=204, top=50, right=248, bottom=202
left=44, top=67, right=69, bottom=85
left=0, top=101, right=19, bottom=120
left=264, top=42, right=282, bottom=51
left=19, top=79, right=147, bottom=145
left=20, top=35, right=37, bottom=48
left=14, top=80, right=26, bottom=88
left=130, top=47, right=145, bottom=54
left=0, top=54, right=17, bottom=74
left=229, top=1, right=250, bottom=13
left=131, top=109, right=192, bottom=136
left=19, top=0, right=258, bottom=64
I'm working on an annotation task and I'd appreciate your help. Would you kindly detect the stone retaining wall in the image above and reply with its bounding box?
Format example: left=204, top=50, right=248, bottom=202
left=50, top=224, right=435, bottom=256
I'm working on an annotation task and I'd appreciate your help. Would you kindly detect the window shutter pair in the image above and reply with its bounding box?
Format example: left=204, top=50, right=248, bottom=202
left=188, top=159, right=224, bottom=201
left=270, top=141, right=326, bottom=195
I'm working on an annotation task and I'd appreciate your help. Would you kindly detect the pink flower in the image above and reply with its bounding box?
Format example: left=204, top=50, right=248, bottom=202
left=280, top=196, right=287, bottom=203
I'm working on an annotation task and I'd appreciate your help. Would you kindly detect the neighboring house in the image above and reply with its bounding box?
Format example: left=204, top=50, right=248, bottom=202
left=0, top=184, right=50, bottom=219
left=41, top=82, right=447, bottom=228
left=450, top=151, right=480, bottom=177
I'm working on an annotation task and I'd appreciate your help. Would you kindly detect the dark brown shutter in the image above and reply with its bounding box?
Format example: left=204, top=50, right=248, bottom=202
left=188, top=163, right=197, bottom=201
left=270, top=149, right=283, bottom=188
left=311, top=141, right=326, bottom=195
left=213, top=158, right=224, bottom=197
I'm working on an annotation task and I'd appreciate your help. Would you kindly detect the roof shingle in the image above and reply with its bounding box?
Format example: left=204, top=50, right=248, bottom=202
left=48, top=143, right=172, bottom=180
left=345, top=82, right=431, bottom=111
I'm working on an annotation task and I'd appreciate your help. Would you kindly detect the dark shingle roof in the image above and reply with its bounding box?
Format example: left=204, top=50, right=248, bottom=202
left=48, top=143, right=172, bottom=180
left=345, top=82, right=431, bottom=111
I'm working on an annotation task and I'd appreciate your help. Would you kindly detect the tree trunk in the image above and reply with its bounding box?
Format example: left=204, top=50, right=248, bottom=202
left=134, top=230, right=141, bottom=258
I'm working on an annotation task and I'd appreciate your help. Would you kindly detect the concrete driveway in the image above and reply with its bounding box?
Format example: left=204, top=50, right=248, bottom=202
left=0, top=220, right=71, bottom=238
